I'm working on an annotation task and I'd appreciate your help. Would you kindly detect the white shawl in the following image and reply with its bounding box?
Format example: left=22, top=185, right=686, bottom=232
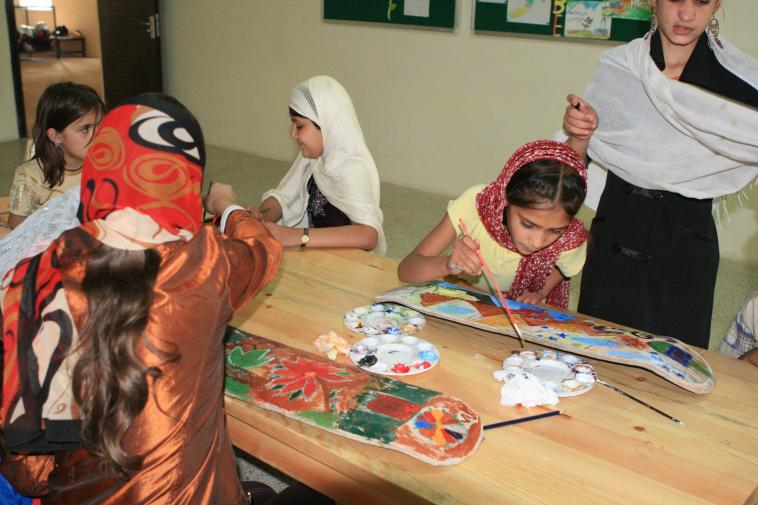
left=582, top=33, right=758, bottom=208
left=262, top=75, right=386, bottom=255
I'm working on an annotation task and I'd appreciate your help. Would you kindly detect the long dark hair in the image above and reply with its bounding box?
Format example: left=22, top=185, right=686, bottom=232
left=505, top=159, right=587, bottom=217
left=71, top=246, right=177, bottom=477
left=32, top=82, right=104, bottom=187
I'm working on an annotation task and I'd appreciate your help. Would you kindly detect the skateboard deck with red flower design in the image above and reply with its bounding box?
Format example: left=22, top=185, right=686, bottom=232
left=375, top=281, right=714, bottom=394
left=224, top=327, right=482, bottom=465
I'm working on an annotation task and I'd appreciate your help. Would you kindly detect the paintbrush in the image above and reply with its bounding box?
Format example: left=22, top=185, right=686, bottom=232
left=458, top=218, right=525, bottom=348
left=483, top=410, right=563, bottom=430
left=597, top=380, right=684, bottom=426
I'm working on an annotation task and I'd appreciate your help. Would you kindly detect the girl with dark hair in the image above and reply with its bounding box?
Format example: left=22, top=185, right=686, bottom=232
left=398, top=140, right=589, bottom=309
left=8, top=81, right=104, bottom=229
left=0, top=95, right=285, bottom=503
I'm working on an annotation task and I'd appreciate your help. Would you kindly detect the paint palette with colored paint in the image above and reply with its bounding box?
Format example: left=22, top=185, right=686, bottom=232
left=344, top=303, right=426, bottom=337
left=503, top=349, right=596, bottom=397
left=350, top=335, right=440, bottom=376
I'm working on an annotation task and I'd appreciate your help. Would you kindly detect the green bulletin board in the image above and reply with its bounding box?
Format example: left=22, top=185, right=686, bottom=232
left=474, top=0, right=652, bottom=43
left=324, top=0, right=456, bottom=29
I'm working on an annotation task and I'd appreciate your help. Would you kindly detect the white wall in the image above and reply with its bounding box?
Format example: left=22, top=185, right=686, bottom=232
left=0, top=6, right=19, bottom=141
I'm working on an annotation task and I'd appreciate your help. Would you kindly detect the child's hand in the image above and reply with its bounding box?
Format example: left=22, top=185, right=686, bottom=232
left=516, top=291, right=545, bottom=305
left=204, top=182, right=238, bottom=216
left=244, top=204, right=262, bottom=218
left=563, top=94, right=598, bottom=141
left=447, top=235, right=482, bottom=276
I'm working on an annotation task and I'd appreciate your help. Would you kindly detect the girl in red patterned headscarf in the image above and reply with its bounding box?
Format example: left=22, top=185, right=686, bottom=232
left=1, top=94, right=284, bottom=504
left=398, top=140, right=589, bottom=309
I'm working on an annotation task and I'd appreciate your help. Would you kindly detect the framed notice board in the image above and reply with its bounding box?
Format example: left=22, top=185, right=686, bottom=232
left=324, top=0, right=456, bottom=29
left=474, top=0, right=652, bottom=42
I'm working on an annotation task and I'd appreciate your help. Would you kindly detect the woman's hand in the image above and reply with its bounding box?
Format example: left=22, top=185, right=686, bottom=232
left=203, top=182, right=238, bottom=216
left=563, top=94, right=598, bottom=141
left=447, top=235, right=482, bottom=276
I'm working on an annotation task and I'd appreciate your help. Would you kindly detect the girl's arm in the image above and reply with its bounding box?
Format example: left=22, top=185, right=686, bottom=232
left=516, top=266, right=566, bottom=305
left=255, top=196, right=283, bottom=223
left=398, top=215, right=482, bottom=283
left=263, top=222, right=378, bottom=251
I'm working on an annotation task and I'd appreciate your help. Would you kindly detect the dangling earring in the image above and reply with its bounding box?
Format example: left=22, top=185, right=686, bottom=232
left=54, top=142, right=61, bottom=149
left=707, top=15, right=723, bottom=49
left=645, top=14, right=657, bottom=40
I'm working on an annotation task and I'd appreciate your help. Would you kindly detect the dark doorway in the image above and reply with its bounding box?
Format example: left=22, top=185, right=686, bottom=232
left=4, top=0, right=163, bottom=139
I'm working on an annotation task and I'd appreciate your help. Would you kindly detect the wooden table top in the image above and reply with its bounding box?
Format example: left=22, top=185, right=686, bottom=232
left=225, top=248, right=758, bottom=505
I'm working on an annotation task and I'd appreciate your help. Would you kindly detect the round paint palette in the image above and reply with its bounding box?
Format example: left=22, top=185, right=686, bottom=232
left=503, top=349, right=596, bottom=397
left=350, top=335, right=440, bottom=376
left=344, top=303, right=426, bottom=337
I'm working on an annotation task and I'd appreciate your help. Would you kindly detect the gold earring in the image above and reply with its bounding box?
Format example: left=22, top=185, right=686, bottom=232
left=708, top=15, right=722, bottom=49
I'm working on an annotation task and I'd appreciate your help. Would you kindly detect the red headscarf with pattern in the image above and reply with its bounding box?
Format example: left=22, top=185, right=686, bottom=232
left=2, top=95, right=205, bottom=453
left=475, top=140, right=588, bottom=308
left=79, top=94, right=205, bottom=233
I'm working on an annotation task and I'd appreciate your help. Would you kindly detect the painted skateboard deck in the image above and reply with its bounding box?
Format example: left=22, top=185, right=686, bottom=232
left=375, top=281, right=714, bottom=394
left=224, top=327, right=483, bottom=465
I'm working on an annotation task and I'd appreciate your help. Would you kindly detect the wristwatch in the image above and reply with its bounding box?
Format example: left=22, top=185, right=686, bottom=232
left=300, top=227, right=310, bottom=248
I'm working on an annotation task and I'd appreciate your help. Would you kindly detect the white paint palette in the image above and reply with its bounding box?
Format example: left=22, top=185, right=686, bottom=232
left=350, top=334, right=440, bottom=376
left=503, top=349, right=596, bottom=397
left=344, top=303, right=426, bottom=337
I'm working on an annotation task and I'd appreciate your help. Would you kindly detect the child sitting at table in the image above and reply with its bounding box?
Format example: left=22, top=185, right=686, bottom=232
left=8, top=81, right=103, bottom=229
left=253, top=75, right=386, bottom=254
left=398, top=140, right=589, bottom=309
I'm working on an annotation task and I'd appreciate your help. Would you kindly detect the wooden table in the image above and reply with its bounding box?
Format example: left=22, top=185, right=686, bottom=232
left=225, top=248, right=758, bottom=505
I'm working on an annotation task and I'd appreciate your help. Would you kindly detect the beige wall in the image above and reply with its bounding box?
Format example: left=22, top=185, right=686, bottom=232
left=0, top=6, right=19, bottom=141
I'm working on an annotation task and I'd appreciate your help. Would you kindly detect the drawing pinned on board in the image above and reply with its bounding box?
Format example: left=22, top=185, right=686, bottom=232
left=507, top=0, right=552, bottom=26
left=603, top=0, right=652, bottom=21
left=405, top=0, right=430, bottom=17
left=565, top=1, right=611, bottom=39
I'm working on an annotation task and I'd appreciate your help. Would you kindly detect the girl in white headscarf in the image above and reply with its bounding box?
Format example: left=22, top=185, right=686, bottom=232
left=563, top=0, right=758, bottom=348
left=255, top=76, right=386, bottom=255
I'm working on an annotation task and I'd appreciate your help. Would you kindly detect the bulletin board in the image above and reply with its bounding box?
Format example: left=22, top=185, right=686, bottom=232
left=324, top=0, right=456, bottom=29
left=474, top=0, right=652, bottom=42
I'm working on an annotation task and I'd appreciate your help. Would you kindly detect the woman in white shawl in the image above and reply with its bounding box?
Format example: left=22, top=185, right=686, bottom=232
left=255, top=75, right=386, bottom=255
left=563, top=0, right=758, bottom=348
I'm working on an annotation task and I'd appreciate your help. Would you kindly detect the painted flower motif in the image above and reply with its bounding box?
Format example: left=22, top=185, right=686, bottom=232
left=616, top=335, right=649, bottom=350
left=269, top=358, right=354, bottom=402
left=414, top=408, right=464, bottom=445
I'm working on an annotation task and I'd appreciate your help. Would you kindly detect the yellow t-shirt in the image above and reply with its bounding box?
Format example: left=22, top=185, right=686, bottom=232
left=446, top=185, right=586, bottom=293
left=8, top=159, right=81, bottom=217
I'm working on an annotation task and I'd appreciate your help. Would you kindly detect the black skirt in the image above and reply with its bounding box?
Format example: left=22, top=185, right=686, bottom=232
left=577, top=171, right=719, bottom=348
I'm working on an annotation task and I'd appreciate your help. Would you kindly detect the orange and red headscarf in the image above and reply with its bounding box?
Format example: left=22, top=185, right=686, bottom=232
left=79, top=94, right=205, bottom=234
left=475, top=140, right=588, bottom=308
left=2, top=95, right=205, bottom=453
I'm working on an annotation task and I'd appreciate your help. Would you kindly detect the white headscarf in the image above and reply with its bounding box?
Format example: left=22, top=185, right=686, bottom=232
left=262, top=75, right=386, bottom=255
left=582, top=33, right=758, bottom=207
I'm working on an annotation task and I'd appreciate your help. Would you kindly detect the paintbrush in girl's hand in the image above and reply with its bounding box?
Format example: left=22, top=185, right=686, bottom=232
left=458, top=218, right=525, bottom=348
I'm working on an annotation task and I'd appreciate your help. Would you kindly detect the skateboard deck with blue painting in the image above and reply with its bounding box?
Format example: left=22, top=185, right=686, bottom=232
left=224, top=327, right=482, bottom=465
left=374, top=281, right=714, bottom=394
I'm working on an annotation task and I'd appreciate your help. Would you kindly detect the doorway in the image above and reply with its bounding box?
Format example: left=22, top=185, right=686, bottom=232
left=5, top=0, right=162, bottom=139
left=8, top=0, right=104, bottom=138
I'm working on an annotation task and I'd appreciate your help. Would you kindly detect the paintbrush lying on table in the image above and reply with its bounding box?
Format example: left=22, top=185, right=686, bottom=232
left=597, top=380, right=684, bottom=426
left=458, top=218, right=525, bottom=348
